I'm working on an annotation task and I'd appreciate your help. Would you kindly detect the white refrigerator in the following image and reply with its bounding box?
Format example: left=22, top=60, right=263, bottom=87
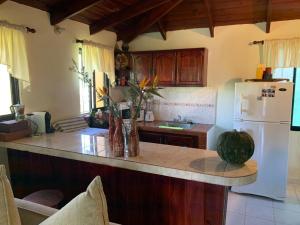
left=231, top=82, right=294, bottom=200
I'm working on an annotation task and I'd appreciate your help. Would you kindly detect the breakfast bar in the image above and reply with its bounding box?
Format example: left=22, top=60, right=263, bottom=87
left=0, top=130, right=257, bottom=225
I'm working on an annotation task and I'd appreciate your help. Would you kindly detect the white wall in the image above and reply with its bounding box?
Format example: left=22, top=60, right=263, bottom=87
left=152, top=87, right=217, bottom=124
left=129, top=21, right=300, bottom=182
left=0, top=1, right=116, bottom=121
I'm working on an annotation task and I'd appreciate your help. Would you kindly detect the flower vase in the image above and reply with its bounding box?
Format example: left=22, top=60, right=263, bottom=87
left=108, top=113, right=115, bottom=151
left=113, top=117, right=124, bottom=157
left=128, top=119, right=140, bottom=157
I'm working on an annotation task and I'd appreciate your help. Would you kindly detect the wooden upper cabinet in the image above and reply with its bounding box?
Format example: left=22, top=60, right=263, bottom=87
left=131, top=52, right=153, bottom=82
left=129, top=48, right=208, bottom=87
left=153, top=51, right=176, bottom=86
left=176, top=48, right=208, bottom=86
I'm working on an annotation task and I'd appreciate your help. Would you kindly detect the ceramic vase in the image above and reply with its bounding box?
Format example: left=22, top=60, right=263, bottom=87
left=108, top=113, right=115, bottom=151
left=128, top=119, right=140, bottom=157
left=113, top=117, right=124, bottom=157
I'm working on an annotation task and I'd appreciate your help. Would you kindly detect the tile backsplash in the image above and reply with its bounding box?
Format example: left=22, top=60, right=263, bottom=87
left=152, top=87, right=217, bottom=124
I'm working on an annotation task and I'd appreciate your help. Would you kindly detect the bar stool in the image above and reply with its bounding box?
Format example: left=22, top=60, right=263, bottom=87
left=23, top=189, right=64, bottom=208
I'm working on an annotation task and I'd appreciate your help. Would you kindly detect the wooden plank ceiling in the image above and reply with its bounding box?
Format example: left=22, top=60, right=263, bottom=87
left=6, top=0, right=300, bottom=42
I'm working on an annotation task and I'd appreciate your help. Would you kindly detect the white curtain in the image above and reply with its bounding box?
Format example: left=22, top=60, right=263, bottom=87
left=0, top=26, right=30, bottom=85
left=82, top=41, right=115, bottom=85
left=262, top=38, right=300, bottom=68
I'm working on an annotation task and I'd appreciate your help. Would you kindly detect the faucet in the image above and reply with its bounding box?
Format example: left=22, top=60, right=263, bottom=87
left=174, top=115, right=182, bottom=122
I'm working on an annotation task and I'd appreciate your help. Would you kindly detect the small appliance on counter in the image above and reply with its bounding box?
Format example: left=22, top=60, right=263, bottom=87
left=27, top=112, right=54, bottom=134
left=145, top=111, right=154, bottom=122
left=117, top=101, right=147, bottom=121
left=144, top=99, right=155, bottom=122
left=10, top=104, right=25, bottom=121
left=118, top=102, right=130, bottom=119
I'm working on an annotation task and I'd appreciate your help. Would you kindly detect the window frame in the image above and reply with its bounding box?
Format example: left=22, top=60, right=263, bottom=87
left=0, top=75, right=20, bottom=122
left=291, top=68, right=300, bottom=131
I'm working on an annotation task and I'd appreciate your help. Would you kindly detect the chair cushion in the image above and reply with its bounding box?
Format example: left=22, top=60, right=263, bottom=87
left=39, top=176, right=109, bottom=225
left=0, top=165, right=21, bottom=225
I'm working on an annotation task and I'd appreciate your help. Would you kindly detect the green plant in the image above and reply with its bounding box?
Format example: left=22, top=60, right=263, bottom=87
left=71, top=59, right=163, bottom=120
left=70, top=59, right=93, bottom=87
left=126, top=77, right=162, bottom=120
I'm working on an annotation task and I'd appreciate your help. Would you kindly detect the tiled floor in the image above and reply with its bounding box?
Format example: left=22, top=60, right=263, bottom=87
left=226, top=183, right=300, bottom=225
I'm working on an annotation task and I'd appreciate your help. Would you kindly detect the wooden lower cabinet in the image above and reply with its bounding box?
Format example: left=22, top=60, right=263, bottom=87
left=139, top=130, right=205, bottom=148
left=8, top=149, right=228, bottom=225
left=139, top=131, right=163, bottom=144
left=165, top=133, right=198, bottom=148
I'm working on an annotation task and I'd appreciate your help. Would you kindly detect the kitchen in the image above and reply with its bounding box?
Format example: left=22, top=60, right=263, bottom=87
left=0, top=1, right=300, bottom=225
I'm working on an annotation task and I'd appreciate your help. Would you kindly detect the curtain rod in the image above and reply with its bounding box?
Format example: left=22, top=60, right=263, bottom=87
left=249, top=40, right=264, bottom=45
left=75, top=39, right=113, bottom=50
left=249, top=37, right=300, bottom=45
left=0, top=20, right=36, bottom=33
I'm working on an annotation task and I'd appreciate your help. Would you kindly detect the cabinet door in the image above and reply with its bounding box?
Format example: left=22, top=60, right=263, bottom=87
left=153, top=51, right=176, bottom=86
left=176, top=49, right=207, bottom=86
left=139, top=130, right=164, bottom=144
left=131, top=53, right=153, bottom=82
left=165, top=134, right=198, bottom=148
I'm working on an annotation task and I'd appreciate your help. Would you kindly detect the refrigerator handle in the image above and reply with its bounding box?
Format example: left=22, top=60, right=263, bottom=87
left=240, top=94, right=244, bottom=116
left=240, top=102, right=243, bottom=115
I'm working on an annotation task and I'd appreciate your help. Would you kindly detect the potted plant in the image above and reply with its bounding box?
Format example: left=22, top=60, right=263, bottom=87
left=97, top=76, right=162, bottom=157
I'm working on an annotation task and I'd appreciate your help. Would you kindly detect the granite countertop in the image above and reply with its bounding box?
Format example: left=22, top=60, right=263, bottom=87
left=0, top=129, right=257, bottom=186
left=138, top=121, right=214, bottom=136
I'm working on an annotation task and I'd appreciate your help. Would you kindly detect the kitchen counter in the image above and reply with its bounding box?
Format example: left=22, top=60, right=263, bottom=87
left=0, top=129, right=256, bottom=186
left=1, top=129, right=257, bottom=225
left=138, top=121, right=214, bottom=135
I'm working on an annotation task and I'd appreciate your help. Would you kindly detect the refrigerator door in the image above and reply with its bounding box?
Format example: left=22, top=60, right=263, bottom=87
left=232, top=120, right=290, bottom=200
left=234, top=82, right=293, bottom=122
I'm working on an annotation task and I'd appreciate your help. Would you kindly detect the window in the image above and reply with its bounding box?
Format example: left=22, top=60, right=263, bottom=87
left=0, top=65, right=13, bottom=116
left=78, top=48, right=91, bottom=114
left=0, top=64, right=20, bottom=120
left=273, top=67, right=300, bottom=130
left=78, top=48, right=110, bottom=114
left=292, top=69, right=300, bottom=130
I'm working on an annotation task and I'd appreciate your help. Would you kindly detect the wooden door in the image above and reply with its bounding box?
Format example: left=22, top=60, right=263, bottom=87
left=153, top=51, right=176, bottom=86
left=130, top=52, right=153, bottom=83
left=176, top=48, right=208, bottom=86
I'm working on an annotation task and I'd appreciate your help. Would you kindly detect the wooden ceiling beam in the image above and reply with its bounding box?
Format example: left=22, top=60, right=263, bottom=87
left=157, top=20, right=167, bottom=40
left=50, top=0, right=103, bottom=25
left=266, top=0, right=272, bottom=33
left=90, top=0, right=170, bottom=35
left=120, top=0, right=183, bottom=43
left=11, top=0, right=49, bottom=11
left=203, top=0, right=214, bottom=37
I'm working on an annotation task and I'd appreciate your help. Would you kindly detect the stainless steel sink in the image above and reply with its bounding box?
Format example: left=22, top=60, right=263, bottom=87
left=158, top=121, right=195, bottom=130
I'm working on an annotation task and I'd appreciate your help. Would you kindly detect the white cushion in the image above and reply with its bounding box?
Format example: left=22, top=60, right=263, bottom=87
left=0, top=165, right=21, bottom=225
left=39, top=176, right=109, bottom=225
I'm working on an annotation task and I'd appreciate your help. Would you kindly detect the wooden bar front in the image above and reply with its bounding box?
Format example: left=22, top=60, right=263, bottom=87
left=8, top=149, right=228, bottom=225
